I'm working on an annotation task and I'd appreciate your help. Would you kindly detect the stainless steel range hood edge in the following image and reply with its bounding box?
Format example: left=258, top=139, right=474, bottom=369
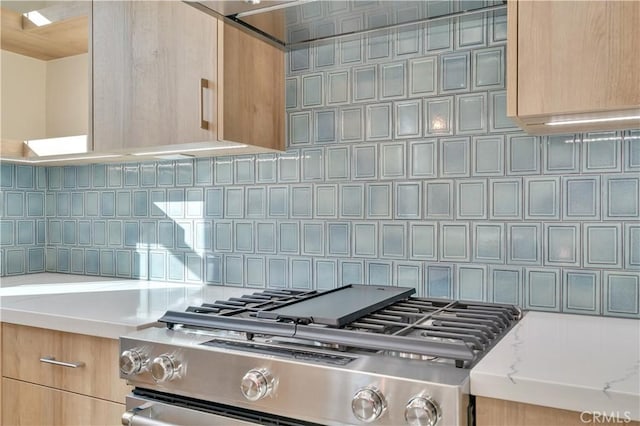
left=188, top=0, right=507, bottom=51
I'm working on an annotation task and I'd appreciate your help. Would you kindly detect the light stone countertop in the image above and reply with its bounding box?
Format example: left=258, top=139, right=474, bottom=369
left=471, top=311, right=640, bottom=421
left=0, top=273, right=250, bottom=339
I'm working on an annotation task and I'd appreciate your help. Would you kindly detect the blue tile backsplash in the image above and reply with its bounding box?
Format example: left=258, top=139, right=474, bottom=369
left=1, top=165, right=47, bottom=275
left=1, top=9, right=639, bottom=318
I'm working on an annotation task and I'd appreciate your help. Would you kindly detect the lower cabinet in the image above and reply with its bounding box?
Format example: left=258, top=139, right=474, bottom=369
left=2, top=378, right=124, bottom=426
left=476, top=396, right=640, bottom=426
left=1, top=323, right=130, bottom=426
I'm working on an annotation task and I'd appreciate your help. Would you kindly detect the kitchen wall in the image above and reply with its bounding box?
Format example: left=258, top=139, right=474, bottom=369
left=1, top=50, right=47, bottom=140
left=1, top=51, right=88, bottom=140
left=1, top=6, right=638, bottom=318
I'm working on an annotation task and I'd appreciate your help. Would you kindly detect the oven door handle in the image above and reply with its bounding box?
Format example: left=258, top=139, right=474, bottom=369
left=122, top=404, right=174, bottom=426
left=123, top=395, right=260, bottom=426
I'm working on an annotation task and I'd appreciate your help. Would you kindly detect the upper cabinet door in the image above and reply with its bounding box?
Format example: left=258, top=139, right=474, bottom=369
left=92, top=1, right=217, bottom=152
left=508, top=0, right=640, bottom=134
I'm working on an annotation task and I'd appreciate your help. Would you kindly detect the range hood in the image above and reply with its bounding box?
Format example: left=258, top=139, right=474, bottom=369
left=190, top=0, right=506, bottom=50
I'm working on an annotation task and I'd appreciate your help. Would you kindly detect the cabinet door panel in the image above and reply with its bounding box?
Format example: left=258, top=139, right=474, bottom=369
left=2, top=323, right=130, bottom=403
left=517, top=1, right=640, bottom=118
left=93, top=1, right=217, bottom=151
left=220, top=24, right=284, bottom=150
left=476, top=396, right=640, bottom=426
left=2, top=378, right=124, bottom=426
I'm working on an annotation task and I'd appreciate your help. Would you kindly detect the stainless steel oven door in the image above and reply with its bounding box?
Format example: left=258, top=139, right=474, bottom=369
left=122, top=394, right=260, bottom=426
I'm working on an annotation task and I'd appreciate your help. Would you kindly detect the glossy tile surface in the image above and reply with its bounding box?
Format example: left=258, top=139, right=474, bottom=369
left=0, top=19, right=637, bottom=319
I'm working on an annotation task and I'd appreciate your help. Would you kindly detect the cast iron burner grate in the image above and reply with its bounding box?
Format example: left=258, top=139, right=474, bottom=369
left=183, top=289, right=317, bottom=318
left=159, top=289, right=521, bottom=368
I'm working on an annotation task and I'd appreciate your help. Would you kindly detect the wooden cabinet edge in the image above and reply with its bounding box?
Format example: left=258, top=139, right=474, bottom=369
left=219, top=23, right=285, bottom=152
left=506, top=0, right=518, bottom=119
left=476, top=396, right=640, bottom=426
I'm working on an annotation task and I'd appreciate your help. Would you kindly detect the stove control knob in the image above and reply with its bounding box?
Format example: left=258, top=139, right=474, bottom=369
left=240, top=369, right=274, bottom=401
left=119, top=349, right=148, bottom=376
left=404, top=396, right=441, bottom=426
left=150, top=355, right=181, bottom=383
left=351, top=387, right=387, bottom=423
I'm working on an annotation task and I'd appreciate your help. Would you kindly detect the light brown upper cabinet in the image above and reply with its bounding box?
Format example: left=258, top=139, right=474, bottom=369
left=91, top=1, right=284, bottom=159
left=507, top=0, right=640, bottom=135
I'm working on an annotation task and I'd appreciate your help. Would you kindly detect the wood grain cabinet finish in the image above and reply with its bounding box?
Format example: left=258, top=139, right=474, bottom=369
left=476, top=396, right=640, bottom=426
left=92, top=1, right=284, bottom=156
left=2, top=323, right=129, bottom=425
left=2, top=378, right=124, bottom=426
left=507, top=0, right=640, bottom=134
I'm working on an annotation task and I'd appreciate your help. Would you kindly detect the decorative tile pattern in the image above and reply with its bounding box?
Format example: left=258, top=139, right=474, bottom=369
left=524, top=177, right=560, bottom=220
left=440, top=222, right=469, bottom=262
left=473, top=47, right=504, bottom=90
left=474, top=223, right=504, bottom=263
left=380, top=62, right=406, bottom=99
left=563, top=177, right=600, bottom=220
left=353, top=145, right=377, bottom=180
left=525, top=268, right=561, bottom=312
left=457, top=265, right=486, bottom=301
left=440, top=138, right=469, bottom=177
left=427, top=264, right=453, bottom=299
left=563, top=269, right=601, bottom=315
left=507, top=134, right=540, bottom=175
left=490, top=179, right=521, bottom=219
left=396, top=262, right=422, bottom=295
left=457, top=180, right=486, bottom=219
left=543, top=135, right=580, bottom=174
left=425, top=181, right=453, bottom=219
left=366, top=104, right=392, bottom=140
left=456, top=93, right=486, bottom=134
left=380, top=143, right=405, bottom=180
left=473, top=136, right=504, bottom=176
left=409, top=140, right=437, bottom=178
left=395, top=183, right=421, bottom=219
left=381, top=222, right=405, bottom=258
left=603, top=176, right=639, bottom=219
left=353, top=222, right=377, bottom=258
left=603, top=272, right=639, bottom=318
left=508, top=223, right=541, bottom=265
left=441, top=52, right=469, bottom=92
left=489, top=267, right=521, bottom=305
left=424, top=97, right=453, bottom=135
left=582, top=131, right=621, bottom=172
left=341, top=184, right=364, bottom=218
left=583, top=224, right=622, bottom=268
left=394, top=100, right=422, bottom=139
left=1, top=18, right=636, bottom=320
left=625, top=223, right=640, bottom=270
left=544, top=223, right=580, bottom=267
left=410, top=223, right=437, bottom=260
left=409, top=57, right=436, bottom=96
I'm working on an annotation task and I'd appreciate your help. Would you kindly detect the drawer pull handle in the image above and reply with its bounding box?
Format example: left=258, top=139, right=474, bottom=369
left=39, top=356, right=85, bottom=368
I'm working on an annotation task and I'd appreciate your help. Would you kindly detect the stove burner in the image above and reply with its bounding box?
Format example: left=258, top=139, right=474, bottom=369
left=159, top=287, right=521, bottom=369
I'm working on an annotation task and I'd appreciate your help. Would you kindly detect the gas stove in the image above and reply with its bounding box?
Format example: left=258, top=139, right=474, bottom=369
left=119, top=285, right=521, bottom=426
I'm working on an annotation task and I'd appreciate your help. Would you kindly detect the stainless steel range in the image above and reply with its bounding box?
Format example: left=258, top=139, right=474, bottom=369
left=119, top=285, right=521, bottom=426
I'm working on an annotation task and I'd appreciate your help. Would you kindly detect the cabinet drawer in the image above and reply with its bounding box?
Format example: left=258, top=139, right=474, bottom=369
left=2, top=323, right=130, bottom=403
left=2, top=377, right=124, bottom=426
